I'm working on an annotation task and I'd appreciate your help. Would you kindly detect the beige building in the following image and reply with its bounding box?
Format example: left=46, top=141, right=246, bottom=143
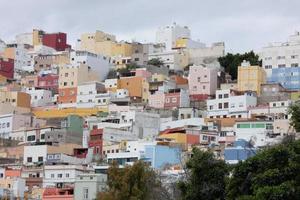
left=238, top=61, right=266, bottom=95
left=34, top=51, right=70, bottom=72
left=0, top=90, right=31, bottom=108
left=79, top=30, right=134, bottom=57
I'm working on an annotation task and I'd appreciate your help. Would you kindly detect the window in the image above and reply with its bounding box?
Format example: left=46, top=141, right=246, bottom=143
left=237, top=124, right=251, bottom=128
left=202, top=135, right=208, bottom=140
left=51, top=174, right=54, bottom=178
left=27, top=157, right=32, bottom=163
left=251, top=123, right=265, bottom=128
left=171, top=97, right=177, bottom=103
left=63, top=82, right=67, bottom=86
left=57, top=174, right=63, bottom=178
left=41, top=134, right=45, bottom=140
left=218, top=94, right=222, bottom=99
left=65, top=73, right=68, bottom=77
left=224, top=102, right=229, bottom=108
left=291, top=63, right=299, bottom=67
left=218, top=103, right=222, bottom=109
left=224, top=94, right=229, bottom=98
left=197, top=77, right=201, bottom=82
left=27, top=135, right=36, bottom=141
left=281, top=102, right=285, bottom=106
left=66, top=173, right=69, bottom=178
left=291, top=55, right=298, bottom=59
left=6, top=122, right=10, bottom=128
left=202, top=85, right=205, bottom=89
left=83, top=188, right=89, bottom=199
left=209, top=105, right=213, bottom=110
left=37, top=156, right=43, bottom=162
left=278, top=64, right=286, bottom=68
left=277, top=56, right=285, bottom=59
left=265, top=65, right=272, bottom=69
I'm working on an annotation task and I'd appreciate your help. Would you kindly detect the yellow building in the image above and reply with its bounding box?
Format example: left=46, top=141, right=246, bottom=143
left=237, top=61, right=266, bottom=95
left=32, top=29, right=44, bottom=46
left=151, top=73, right=167, bottom=82
left=79, top=30, right=134, bottom=57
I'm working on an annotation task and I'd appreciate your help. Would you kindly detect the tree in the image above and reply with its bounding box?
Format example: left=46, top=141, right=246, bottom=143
left=147, top=58, right=164, bottom=67
left=218, top=51, right=261, bottom=80
left=226, top=139, right=300, bottom=200
left=288, top=102, right=300, bottom=132
left=178, top=148, right=228, bottom=200
left=98, top=161, right=172, bottom=200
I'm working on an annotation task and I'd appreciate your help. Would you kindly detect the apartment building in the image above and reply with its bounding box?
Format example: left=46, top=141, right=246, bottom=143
left=207, top=89, right=257, bottom=118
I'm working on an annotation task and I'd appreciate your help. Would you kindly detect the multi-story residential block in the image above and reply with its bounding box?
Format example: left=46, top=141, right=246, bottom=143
left=258, top=83, right=291, bottom=104
left=261, top=31, right=300, bottom=77
left=74, top=173, right=107, bottom=200
left=0, top=113, right=32, bottom=138
left=3, top=43, right=32, bottom=74
left=33, top=51, right=69, bottom=72
left=234, top=120, right=277, bottom=147
left=88, top=128, right=103, bottom=158
left=188, top=65, right=218, bottom=96
left=58, top=64, right=98, bottom=106
left=76, top=81, right=106, bottom=108
left=24, top=87, right=52, bottom=107
left=187, top=42, right=225, bottom=65
left=104, top=79, right=118, bottom=92
left=156, top=23, right=190, bottom=50
left=37, top=73, right=59, bottom=93
left=0, top=177, right=26, bottom=199
left=237, top=60, right=266, bottom=95
left=268, top=67, right=300, bottom=90
left=43, top=165, right=89, bottom=188
left=70, top=51, right=111, bottom=81
left=21, top=75, right=38, bottom=88
left=207, top=89, right=257, bottom=118
left=0, top=57, right=14, bottom=79
left=42, top=32, right=71, bottom=51
left=148, top=50, right=188, bottom=70
left=117, top=76, right=149, bottom=103
left=0, top=90, right=31, bottom=108
left=164, top=88, right=190, bottom=109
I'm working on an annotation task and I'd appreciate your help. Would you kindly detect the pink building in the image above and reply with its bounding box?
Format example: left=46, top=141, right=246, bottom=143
left=148, top=91, right=165, bottom=109
left=133, top=68, right=152, bottom=79
left=188, top=65, right=218, bottom=96
left=164, top=89, right=189, bottom=109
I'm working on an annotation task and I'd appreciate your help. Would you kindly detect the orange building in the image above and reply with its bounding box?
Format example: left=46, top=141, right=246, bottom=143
left=58, top=87, right=77, bottom=104
left=170, top=75, right=188, bottom=86
left=117, top=76, right=149, bottom=102
left=0, top=90, right=31, bottom=108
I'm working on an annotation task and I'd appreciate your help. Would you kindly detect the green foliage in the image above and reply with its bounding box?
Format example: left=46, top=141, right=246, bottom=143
left=288, top=103, right=300, bottom=132
left=226, top=140, right=300, bottom=200
left=147, top=58, right=164, bottom=67
left=178, top=148, right=228, bottom=200
left=218, top=51, right=261, bottom=80
left=98, top=161, right=171, bottom=200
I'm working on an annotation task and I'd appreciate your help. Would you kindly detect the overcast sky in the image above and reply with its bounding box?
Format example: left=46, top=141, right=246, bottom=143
left=0, top=0, right=300, bottom=53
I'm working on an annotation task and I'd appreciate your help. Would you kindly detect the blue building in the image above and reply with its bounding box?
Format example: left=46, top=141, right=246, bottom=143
left=268, top=67, right=300, bottom=90
left=224, top=139, right=256, bottom=164
left=144, top=145, right=181, bottom=169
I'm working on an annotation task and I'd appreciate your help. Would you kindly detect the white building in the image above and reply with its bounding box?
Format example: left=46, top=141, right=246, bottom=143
left=148, top=50, right=188, bottom=70
left=261, top=31, right=300, bottom=77
left=23, top=145, right=48, bottom=165
left=187, top=42, right=225, bottom=65
left=76, top=81, right=107, bottom=108
left=74, top=174, right=107, bottom=200
left=0, top=114, right=32, bottom=139
left=7, top=44, right=32, bottom=73
left=207, top=89, right=257, bottom=118
left=70, top=51, right=111, bottom=81
left=24, top=87, right=52, bottom=107
left=43, top=165, right=88, bottom=188
left=234, top=120, right=280, bottom=147
left=156, top=23, right=191, bottom=50
left=15, top=33, right=33, bottom=45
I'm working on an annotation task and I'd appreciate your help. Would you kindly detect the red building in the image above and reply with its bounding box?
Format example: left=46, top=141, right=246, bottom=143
left=0, top=58, right=14, bottom=79
left=88, top=128, right=103, bottom=156
left=37, top=73, right=59, bottom=93
left=42, top=32, right=71, bottom=51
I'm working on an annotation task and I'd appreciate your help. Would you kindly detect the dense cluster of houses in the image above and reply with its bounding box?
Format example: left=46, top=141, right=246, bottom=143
left=0, top=23, right=299, bottom=199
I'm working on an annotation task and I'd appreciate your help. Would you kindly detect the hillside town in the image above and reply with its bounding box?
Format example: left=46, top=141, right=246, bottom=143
left=0, top=22, right=299, bottom=199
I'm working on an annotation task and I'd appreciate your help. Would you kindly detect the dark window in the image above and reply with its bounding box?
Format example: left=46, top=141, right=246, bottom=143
left=27, top=157, right=32, bottom=163
left=38, top=157, right=43, bottom=162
